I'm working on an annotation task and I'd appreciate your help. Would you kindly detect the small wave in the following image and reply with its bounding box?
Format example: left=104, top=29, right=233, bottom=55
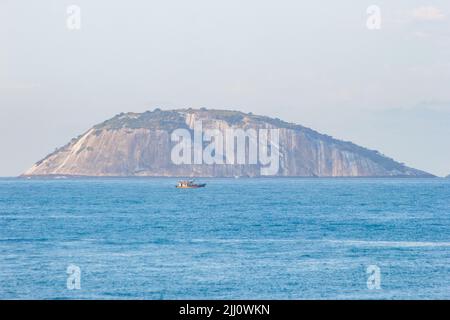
left=189, top=238, right=450, bottom=248
left=326, top=240, right=450, bottom=248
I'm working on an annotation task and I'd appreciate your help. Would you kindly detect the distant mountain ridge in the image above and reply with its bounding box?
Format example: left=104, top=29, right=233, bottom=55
left=23, top=108, right=434, bottom=177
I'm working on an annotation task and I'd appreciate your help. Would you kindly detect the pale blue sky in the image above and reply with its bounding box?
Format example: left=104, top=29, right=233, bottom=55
left=1, top=0, right=450, bottom=176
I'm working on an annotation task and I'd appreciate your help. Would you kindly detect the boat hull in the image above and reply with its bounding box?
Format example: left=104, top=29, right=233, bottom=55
left=176, top=184, right=206, bottom=189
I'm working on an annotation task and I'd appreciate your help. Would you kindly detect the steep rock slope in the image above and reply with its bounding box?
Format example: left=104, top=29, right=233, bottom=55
left=23, top=109, right=433, bottom=177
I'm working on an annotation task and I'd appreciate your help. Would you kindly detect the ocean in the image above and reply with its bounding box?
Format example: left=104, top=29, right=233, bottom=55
left=0, top=178, right=449, bottom=299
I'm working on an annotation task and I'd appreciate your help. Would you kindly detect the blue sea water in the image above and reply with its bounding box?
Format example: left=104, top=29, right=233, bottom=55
left=0, top=178, right=449, bottom=300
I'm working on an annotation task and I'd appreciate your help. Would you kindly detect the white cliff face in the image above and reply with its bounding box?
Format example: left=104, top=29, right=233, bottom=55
left=23, top=109, right=433, bottom=177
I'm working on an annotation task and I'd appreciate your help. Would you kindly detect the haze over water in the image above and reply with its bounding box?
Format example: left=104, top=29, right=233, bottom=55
left=0, top=178, right=449, bottom=299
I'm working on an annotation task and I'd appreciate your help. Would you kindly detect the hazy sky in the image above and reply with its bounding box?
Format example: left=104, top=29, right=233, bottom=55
left=1, top=0, right=450, bottom=176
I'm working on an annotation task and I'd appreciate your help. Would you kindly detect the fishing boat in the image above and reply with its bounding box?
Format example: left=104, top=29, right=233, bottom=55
left=176, top=180, right=206, bottom=189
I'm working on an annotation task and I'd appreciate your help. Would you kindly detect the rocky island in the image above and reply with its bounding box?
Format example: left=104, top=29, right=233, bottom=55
left=23, top=109, right=433, bottom=178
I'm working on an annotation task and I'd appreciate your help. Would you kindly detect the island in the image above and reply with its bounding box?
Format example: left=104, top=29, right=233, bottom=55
left=23, top=108, right=434, bottom=178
